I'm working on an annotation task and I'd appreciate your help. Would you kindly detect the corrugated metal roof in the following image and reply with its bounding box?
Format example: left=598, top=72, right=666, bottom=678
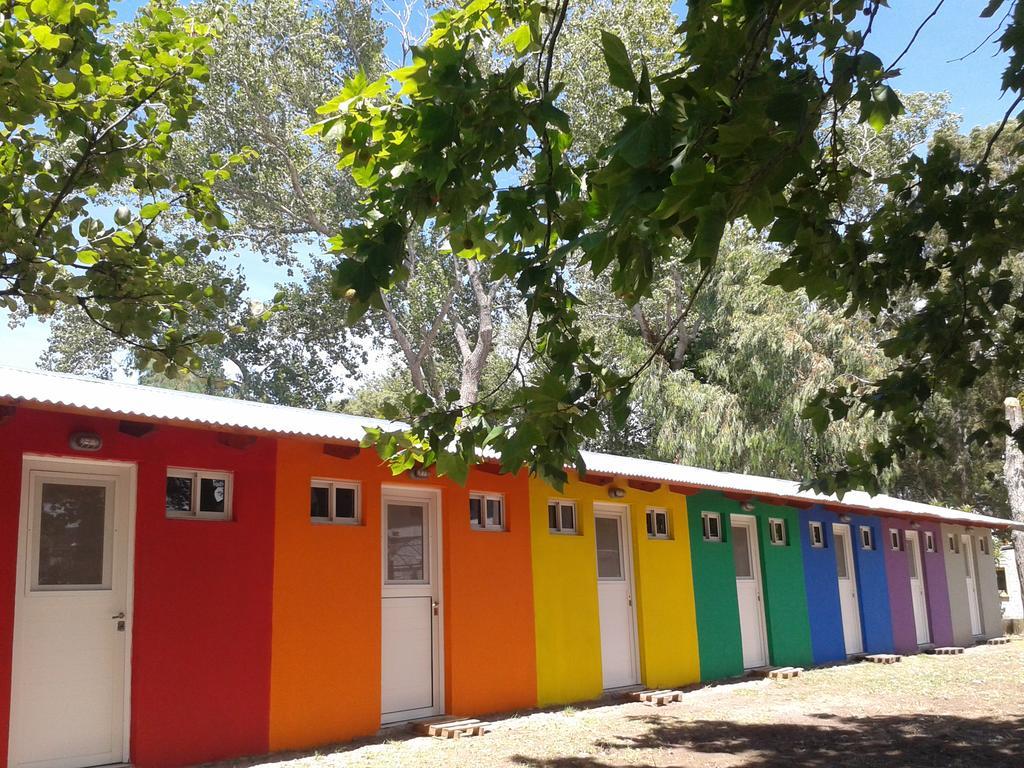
left=0, top=365, right=397, bottom=442
left=0, top=365, right=1018, bottom=530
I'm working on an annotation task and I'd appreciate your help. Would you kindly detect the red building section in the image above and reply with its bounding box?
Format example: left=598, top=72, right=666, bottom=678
left=0, top=407, right=275, bottom=768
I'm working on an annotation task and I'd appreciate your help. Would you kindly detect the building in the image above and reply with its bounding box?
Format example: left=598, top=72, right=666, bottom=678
left=998, top=546, right=1023, bottom=634
left=0, top=366, right=1017, bottom=768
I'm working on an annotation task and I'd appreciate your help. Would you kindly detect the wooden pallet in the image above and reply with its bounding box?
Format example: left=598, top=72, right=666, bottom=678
left=928, top=646, right=964, bottom=655
left=631, top=689, right=684, bottom=706
left=863, top=654, right=902, bottom=664
left=987, top=637, right=1011, bottom=645
left=748, top=666, right=802, bottom=680
left=415, top=718, right=490, bottom=739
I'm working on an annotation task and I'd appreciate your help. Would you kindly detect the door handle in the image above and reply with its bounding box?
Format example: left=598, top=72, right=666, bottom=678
left=627, top=595, right=633, bottom=607
left=112, top=611, right=125, bottom=620
left=432, top=600, right=439, bottom=616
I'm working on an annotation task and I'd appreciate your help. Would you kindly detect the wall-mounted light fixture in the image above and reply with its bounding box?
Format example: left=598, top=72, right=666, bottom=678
left=608, top=487, right=626, bottom=499
left=838, top=513, right=851, bottom=523
left=910, top=521, right=921, bottom=529
left=410, top=467, right=431, bottom=479
left=69, top=431, right=102, bottom=452
left=740, top=500, right=755, bottom=512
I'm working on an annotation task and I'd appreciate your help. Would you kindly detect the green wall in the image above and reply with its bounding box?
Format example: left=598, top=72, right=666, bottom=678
left=688, top=492, right=744, bottom=680
left=752, top=501, right=814, bottom=668
left=688, top=493, right=813, bottom=679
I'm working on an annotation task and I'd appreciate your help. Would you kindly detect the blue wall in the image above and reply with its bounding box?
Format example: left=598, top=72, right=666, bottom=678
left=799, top=508, right=846, bottom=663
left=800, top=507, right=895, bottom=659
left=848, top=512, right=895, bottom=654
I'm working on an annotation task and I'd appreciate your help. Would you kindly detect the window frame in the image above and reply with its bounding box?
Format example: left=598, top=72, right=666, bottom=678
left=948, top=533, right=959, bottom=554
left=924, top=531, right=936, bottom=552
left=547, top=499, right=578, bottom=535
left=859, top=525, right=874, bottom=551
left=701, top=511, right=723, bottom=543
left=166, top=467, right=233, bottom=521
left=889, top=528, right=902, bottom=552
left=768, top=517, right=787, bottom=546
left=309, top=478, right=361, bottom=525
left=469, top=491, right=506, bottom=532
left=645, top=507, right=671, bottom=540
left=978, top=536, right=989, bottom=555
left=808, top=520, right=825, bottom=548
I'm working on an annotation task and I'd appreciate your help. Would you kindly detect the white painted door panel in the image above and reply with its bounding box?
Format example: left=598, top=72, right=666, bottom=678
left=833, top=524, right=864, bottom=655
left=732, top=515, right=768, bottom=669
left=10, top=459, right=133, bottom=768
left=595, top=507, right=639, bottom=689
left=905, top=531, right=931, bottom=645
left=961, top=534, right=982, bottom=636
left=380, top=491, right=442, bottom=724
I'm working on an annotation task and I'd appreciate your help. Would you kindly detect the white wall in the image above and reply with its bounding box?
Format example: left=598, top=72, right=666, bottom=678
left=999, top=547, right=1023, bottom=621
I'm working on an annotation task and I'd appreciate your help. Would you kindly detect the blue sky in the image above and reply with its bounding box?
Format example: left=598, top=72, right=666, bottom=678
left=1, top=0, right=1015, bottom=370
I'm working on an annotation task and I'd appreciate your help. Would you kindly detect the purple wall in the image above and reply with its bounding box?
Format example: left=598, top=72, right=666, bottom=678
left=882, top=518, right=918, bottom=654
left=919, top=521, right=955, bottom=647
left=883, top=517, right=954, bottom=649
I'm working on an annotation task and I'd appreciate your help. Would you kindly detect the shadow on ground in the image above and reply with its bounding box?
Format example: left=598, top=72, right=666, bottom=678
left=512, top=713, right=1024, bottom=768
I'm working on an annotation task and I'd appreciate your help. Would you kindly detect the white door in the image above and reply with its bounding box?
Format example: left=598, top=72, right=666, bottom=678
left=594, top=505, right=639, bottom=689
left=961, top=534, right=982, bottom=636
left=832, top=523, right=864, bottom=655
left=731, top=515, right=768, bottom=669
left=904, top=531, right=931, bottom=645
left=380, top=488, right=442, bottom=724
left=10, top=457, right=134, bottom=768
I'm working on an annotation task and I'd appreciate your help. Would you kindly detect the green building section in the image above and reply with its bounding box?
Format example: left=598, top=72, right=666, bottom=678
left=687, top=492, right=744, bottom=680
left=687, top=492, right=813, bottom=680
left=750, top=501, right=814, bottom=668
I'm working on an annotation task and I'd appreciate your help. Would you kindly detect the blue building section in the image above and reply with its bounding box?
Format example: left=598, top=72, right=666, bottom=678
left=798, top=508, right=846, bottom=664
left=848, top=512, right=895, bottom=654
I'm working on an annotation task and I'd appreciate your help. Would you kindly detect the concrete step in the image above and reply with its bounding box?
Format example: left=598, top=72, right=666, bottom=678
left=863, top=654, right=902, bottom=664
left=630, top=689, right=684, bottom=706
left=928, top=646, right=964, bottom=655
left=987, top=637, right=1011, bottom=645
left=415, top=718, right=490, bottom=739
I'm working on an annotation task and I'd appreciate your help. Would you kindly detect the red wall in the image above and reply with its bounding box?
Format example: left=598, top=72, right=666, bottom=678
left=0, top=407, right=275, bottom=767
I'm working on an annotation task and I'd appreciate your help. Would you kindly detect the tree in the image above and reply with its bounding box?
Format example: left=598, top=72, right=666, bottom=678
left=313, top=0, right=1024, bottom=491
left=1, top=0, right=244, bottom=372
left=1006, top=397, right=1024, bottom=617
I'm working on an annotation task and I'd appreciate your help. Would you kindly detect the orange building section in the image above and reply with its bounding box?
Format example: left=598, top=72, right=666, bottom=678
left=269, top=440, right=537, bottom=751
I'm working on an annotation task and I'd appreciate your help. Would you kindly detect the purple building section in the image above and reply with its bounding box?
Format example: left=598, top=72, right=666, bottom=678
left=883, top=517, right=954, bottom=650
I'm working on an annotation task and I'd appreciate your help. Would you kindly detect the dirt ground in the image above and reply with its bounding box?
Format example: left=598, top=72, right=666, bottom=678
left=222, top=641, right=1024, bottom=768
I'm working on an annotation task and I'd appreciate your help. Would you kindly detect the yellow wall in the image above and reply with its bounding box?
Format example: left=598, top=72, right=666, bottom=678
left=529, top=475, right=700, bottom=705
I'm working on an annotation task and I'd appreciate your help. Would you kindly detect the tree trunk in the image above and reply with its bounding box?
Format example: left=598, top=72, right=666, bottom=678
left=1005, top=397, right=1024, bottom=609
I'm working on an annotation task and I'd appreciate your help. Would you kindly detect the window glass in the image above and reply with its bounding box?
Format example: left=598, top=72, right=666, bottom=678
left=703, top=512, right=721, bottom=541
left=835, top=532, right=850, bottom=579
left=166, top=476, right=193, bottom=514
left=199, top=477, right=226, bottom=514
left=36, top=482, right=109, bottom=589
left=997, top=567, right=1007, bottom=592
left=732, top=525, right=753, bottom=578
left=310, top=485, right=330, bottom=519
left=595, top=517, right=622, bottom=579
left=560, top=503, right=576, bottom=532
left=860, top=526, right=873, bottom=550
left=655, top=511, right=668, bottom=536
left=548, top=503, right=558, bottom=530
left=890, top=529, right=900, bottom=551
left=335, top=486, right=357, bottom=519
left=646, top=511, right=654, bottom=536
left=925, top=532, right=935, bottom=552
left=470, top=496, right=483, bottom=527
left=386, top=503, right=425, bottom=582
left=809, top=521, right=824, bottom=547
left=907, top=537, right=919, bottom=578
left=486, top=498, right=502, bottom=528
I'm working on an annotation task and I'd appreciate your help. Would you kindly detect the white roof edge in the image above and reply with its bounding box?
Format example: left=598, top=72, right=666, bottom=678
left=0, top=366, right=1017, bottom=531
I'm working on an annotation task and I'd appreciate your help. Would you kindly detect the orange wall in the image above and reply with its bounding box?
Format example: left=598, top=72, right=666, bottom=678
left=269, top=441, right=536, bottom=751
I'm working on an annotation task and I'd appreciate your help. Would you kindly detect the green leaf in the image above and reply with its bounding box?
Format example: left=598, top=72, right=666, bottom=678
left=52, top=81, right=75, bottom=99
left=600, top=30, right=637, bottom=92
left=503, top=23, right=533, bottom=54
left=30, top=24, right=64, bottom=50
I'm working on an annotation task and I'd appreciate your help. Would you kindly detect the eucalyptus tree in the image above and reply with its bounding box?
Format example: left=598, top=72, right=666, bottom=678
left=316, top=0, right=1024, bottom=491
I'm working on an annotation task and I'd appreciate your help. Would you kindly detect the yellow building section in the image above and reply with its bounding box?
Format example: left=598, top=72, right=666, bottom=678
left=529, top=474, right=700, bottom=705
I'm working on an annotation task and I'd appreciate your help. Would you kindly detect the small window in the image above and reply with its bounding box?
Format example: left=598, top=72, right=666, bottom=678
left=166, top=468, right=232, bottom=521
left=889, top=528, right=902, bottom=551
left=470, top=492, right=504, bottom=531
left=310, top=479, right=360, bottom=524
left=702, top=511, right=722, bottom=542
left=859, top=525, right=874, bottom=550
left=808, top=520, right=825, bottom=548
left=979, top=536, right=989, bottom=555
left=548, top=500, right=577, bottom=534
left=948, top=534, right=959, bottom=554
left=768, top=517, right=787, bottom=546
left=997, top=567, right=1008, bottom=592
left=646, top=507, right=671, bottom=539
left=924, top=532, right=935, bottom=553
